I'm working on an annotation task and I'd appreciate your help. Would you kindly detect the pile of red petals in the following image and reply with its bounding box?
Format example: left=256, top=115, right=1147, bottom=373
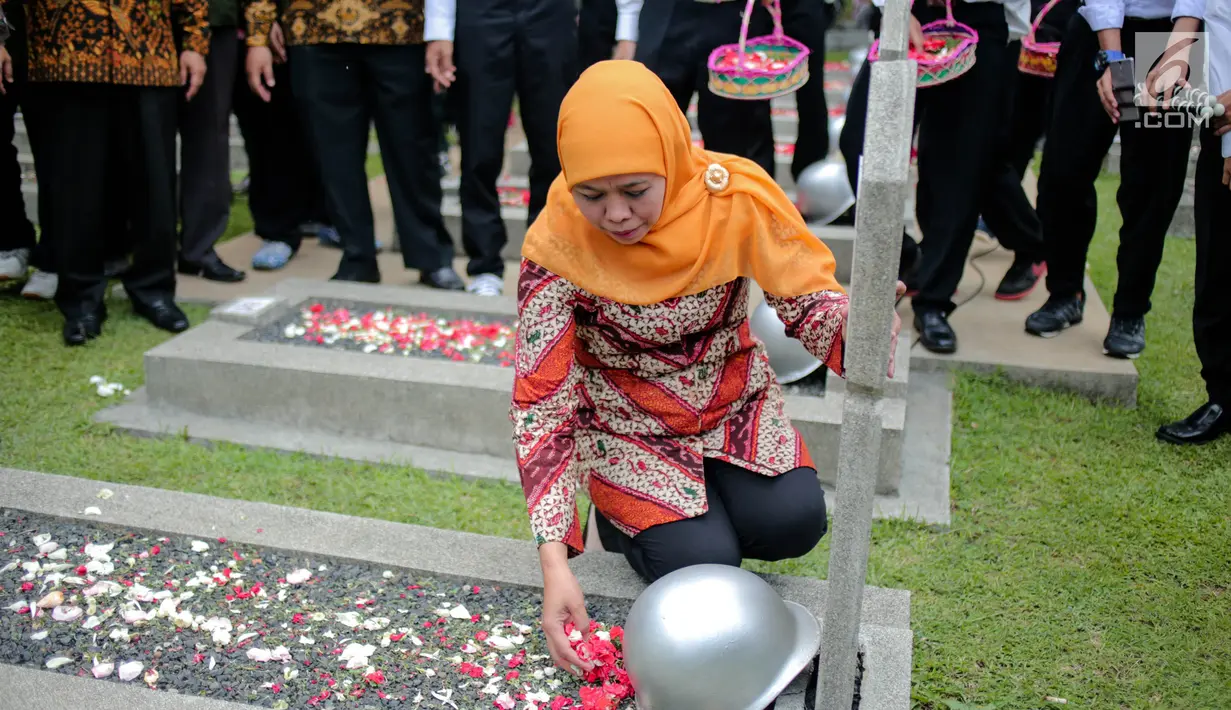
left=498, top=186, right=531, bottom=207
left=567, top=621, right=632, bottom=709
left=713, top=49, right=791, bottom=73
left=286, top=304, right=516, bottom=366
left=908, top=37, right=953, bottom=61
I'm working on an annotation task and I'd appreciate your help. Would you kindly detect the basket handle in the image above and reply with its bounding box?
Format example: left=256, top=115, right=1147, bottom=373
left=1027, top=0, right=1062, bottom=38
left=736, top=0, right=784, bottom=64
left=944, top=0, right=956, bottom=26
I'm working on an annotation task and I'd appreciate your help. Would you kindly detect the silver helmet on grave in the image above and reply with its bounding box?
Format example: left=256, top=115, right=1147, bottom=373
left=749, top=300, right=822, bottom=384
left=622, top=565, right=821, bottom=710
left=794, top=157, right=855, bottom=226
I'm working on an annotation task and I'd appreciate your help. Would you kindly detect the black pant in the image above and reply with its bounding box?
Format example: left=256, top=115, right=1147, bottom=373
left=232, top=46, right=329, bottom=249
left=641, top=0, right=776, bottom=177
left=975, top=39, right=1044, bottom=264
left=290, top=43, right=453, bottom=274
left=178, top=27, right=240, bottom=263
left=1192, top=128, right=1231, bottom=406
left=1036, top=15, right=1191, bottom=318
left=578, top=0, right=616, bottom=70
left=597, top=459, right=827, bottom=584
left=0, top=0, right=50, bottom=269
left=26, top=82, right=178, bottom=318
left=454, top=0, right=577, bottom=278
left=780, top=0, right=834, bottom=181
left=1005, top=72, right=1052, bottom=178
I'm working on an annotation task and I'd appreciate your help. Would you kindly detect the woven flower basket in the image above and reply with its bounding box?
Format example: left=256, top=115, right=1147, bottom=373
left=1018, top=0, right=1061, bottom=77
left=707, top=0, right=811, bottom=101
left=867, top=0, right=978, bottom=88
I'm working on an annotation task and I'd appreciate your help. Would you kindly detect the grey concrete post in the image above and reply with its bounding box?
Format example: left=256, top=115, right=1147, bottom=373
left=816, top=0, right=917, bottom=707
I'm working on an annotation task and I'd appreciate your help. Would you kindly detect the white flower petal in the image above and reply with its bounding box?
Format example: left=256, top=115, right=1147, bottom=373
left=45, top=655, right=73, bottom=669
left=190, top=541, right=210, bottom=553
left=84, top=542, right=115, bottom=559
left=52, top=606, right=83, bottom=622
left=30, top=630, right=49, bottom=641
left=92, top=659, right=114, bottom=678
left=247, top=648, right=273, bottom=662
left=31, top=534, right=52, bottom=546
left=449, top=605, right=472, bottom=619
left=97, top=489, right=115, bottom=500
left=285, top=569, right=312, bottom=585
left=118, top=660, right=144, bottom=681
left=83, top=507, right=102, bottom=516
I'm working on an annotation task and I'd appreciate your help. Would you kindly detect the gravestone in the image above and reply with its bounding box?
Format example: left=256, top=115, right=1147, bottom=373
left=817, top=0, right=918, bottom=707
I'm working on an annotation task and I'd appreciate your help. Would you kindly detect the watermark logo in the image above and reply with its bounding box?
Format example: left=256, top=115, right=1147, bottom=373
left=1131, top=31, right=1215, bottom=128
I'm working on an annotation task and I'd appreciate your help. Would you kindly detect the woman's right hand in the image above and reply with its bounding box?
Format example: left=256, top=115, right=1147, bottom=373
left=539, top=543, right=595, bottom=677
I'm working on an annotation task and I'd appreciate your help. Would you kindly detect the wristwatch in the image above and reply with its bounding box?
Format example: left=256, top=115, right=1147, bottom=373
left=1094, top=49, right=1126, bottom=72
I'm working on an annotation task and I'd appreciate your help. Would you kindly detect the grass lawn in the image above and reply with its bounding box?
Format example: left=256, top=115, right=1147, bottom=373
left=1, top=175, right=1227, bottom=709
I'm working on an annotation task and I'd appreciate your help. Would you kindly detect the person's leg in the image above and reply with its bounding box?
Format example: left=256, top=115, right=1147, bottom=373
left=1006, top=73, right=1051, bottom=179
left=692, top=2, right=775, bottom=176
left=1101, top=22, right=1193, bottom=358
left=910, top=3, right=1011, bottom=353
left=515, top=0, right=577, bottom=257
left=606, top=475, right=743, bottom=584
left=233, top=55, right=308, bottom=270
left=781, top=0, right=832, bottom=181
left=289, top=44, right=379, bottom=282
left=177, top=27, right=244, bottom=279
left=641, top=0, right=700, bottom=113
left=0, top=1, right=36, bottom=281
left=577, top=0, right=618, bottom=71
left=365, top=44, right=458, bottom=280
left=121, top=85, right=189, bottom=333
left=1157, top=127, right=1231, bottom=444
left=29, top=82, right=112, bottom=340
left=976, top=40, right=1046, bottom=300
left=707, top=459, right=827, bottom=562
left=454, top=0, right=517, bottom=285
left=1027, top=14, right=1118, bottom=336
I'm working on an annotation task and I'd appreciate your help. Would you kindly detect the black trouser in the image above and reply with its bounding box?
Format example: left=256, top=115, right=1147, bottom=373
left=0, top=0, right=50, bottom=269
left=1192, top=128, right=1231, bottom=406
left=178, top=26, right=240, bottom=263
left=26, top=82, right=178, bottom=318
left=974, top=39, right=1044, bottom=264
left=838, top=8, right=921, bottom=274
left=290, top=43, right=453, bottom=274
left=454, top=0, right=577, bottom=278
left=1036, top=15, right=1191, bottom=318
left=780, top=0, right=834, bottom=181
left=642, top=0, right=776, bottom=177
left=1005, top=71, right=1052, bottom=177
left=578, top=0, right=616, bottom=70
left=232, top=46, right=329, bottom=250
left=597, top=459, right=827, bottom=584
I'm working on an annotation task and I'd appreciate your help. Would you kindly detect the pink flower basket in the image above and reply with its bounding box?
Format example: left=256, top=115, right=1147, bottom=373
left=706, top=0, right=811, bottom=101
left=867, top=0, right=978, bottom=88
left=1018, top=0, right=1062, bottom=77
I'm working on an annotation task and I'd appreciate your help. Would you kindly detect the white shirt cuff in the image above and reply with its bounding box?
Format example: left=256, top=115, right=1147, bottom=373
left=1222, top=133, right=1231, bottom=159
left=424, top=17, right=453, bottom=42
left=616, top=13, right=639, bottom=42
left=1078, top=4, right=1124, bottom=31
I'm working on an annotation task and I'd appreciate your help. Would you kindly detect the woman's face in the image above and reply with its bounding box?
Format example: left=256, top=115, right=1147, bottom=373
left=571, top=173, right=666, bottom=245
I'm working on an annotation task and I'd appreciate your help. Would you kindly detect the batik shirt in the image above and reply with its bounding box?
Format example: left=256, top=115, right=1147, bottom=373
left=244, top=0, right=423, bottom=47
left=511, top=258, right=848, bottom=557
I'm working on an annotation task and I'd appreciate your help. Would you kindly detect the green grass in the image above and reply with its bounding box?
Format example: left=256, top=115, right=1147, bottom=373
left=1, top=175, right=1228, bottom=708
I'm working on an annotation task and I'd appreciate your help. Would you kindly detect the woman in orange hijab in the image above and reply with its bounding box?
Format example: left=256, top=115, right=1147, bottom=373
left=511, top=60, right=903, bottom=676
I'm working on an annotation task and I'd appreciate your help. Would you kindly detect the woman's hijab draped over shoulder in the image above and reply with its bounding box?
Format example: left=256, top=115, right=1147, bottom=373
left=520, top=59, right=845, bottom=306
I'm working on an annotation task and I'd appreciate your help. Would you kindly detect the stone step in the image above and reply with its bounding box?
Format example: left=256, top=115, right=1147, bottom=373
left=134, top=279, right=912, bottom=496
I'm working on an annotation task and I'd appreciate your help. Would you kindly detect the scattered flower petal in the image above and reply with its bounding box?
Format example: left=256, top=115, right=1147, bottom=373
left=45, top=655, right=73, bottom=669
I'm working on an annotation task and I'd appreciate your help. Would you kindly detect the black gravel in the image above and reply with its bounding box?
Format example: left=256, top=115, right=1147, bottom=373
left=243, top=298, right=518, bottom=367
left=0, top=510, right=632, bottom=709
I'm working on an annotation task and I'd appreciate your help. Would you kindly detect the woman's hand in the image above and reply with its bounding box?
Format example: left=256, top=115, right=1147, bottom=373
left=539, top=543, right=594, bottom=678
left=839, top=281, right=906, bottom=378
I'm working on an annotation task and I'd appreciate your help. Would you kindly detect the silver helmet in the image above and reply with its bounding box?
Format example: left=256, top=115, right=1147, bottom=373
left=623, top=564, right=821, bottom=710
left=794, top=158, right=855, bottom=226
left=749, top=300, right=822, bottom=384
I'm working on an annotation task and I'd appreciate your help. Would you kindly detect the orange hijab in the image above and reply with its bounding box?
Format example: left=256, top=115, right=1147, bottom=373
left=521, top=60, right=845, bottom=306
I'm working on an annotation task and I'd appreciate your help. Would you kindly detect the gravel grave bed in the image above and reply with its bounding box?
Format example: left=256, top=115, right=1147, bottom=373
left=244, top=300, right=518, bottom=367
left=0, top=509, right=634, bottom=709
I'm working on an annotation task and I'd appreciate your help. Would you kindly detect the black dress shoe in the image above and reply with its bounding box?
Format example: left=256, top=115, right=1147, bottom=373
left=62, top=311, right=104, bottom=347
left=1156, top=402, right=1228, bottom=445
left=331, top=265, right=381, bottom=283
left=179, top=253, right=246, bottom=283
left=420, top=266, right=465, bottom=291
left=132, top=298, right=190, bottom=333
left=913, top=309, right=957, bottom=354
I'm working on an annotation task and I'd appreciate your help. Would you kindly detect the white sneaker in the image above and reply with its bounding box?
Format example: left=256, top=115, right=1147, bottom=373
left=21, top=270, right=57, bottom=300
left=0, top=248, right=30, bottom=280
left=465, top=273, right=504, bottom=297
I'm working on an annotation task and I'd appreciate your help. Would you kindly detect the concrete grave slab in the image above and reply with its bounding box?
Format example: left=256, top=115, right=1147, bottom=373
left=0, top=467, right=914, bottom=709
left=103, top=278, right=910, bottom=496
left=2, top=664, right=256, bottom=710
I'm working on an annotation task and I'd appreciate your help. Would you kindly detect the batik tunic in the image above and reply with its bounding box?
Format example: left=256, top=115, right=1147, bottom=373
left=511, top=258, right=849, bottom=557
